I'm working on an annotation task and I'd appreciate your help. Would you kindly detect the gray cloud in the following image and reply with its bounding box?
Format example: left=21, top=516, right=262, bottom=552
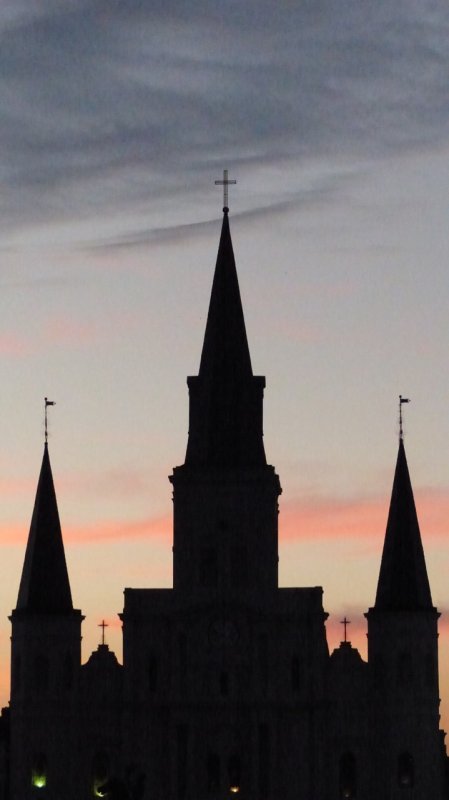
left=1, top=0, right=449, bottom=237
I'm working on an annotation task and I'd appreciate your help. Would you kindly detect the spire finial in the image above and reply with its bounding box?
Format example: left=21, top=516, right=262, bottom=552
left=399, top=395, right=410, bottom=441
left=44, top=397, right=56, bottom=444
left=98, top=619, right=109, bottom=646
left=214, top=168, right=237, bottom=213
left=340, top=616, right=351, bottom=643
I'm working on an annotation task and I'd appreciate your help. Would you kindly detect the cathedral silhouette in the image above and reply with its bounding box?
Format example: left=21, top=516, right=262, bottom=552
left=3, top=205, right=449, bottom=799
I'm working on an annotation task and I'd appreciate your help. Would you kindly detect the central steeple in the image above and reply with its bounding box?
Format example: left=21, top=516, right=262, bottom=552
left=171, top=205, right=281, bottom=593
left=198, top=210, right=253, bottom=383
left=185, top=209, right=267, bottom=469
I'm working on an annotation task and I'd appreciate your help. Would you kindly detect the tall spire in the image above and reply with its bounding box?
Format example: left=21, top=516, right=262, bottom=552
left=374, top=439, right=433, bottom=611
left=184, top=210, right=266, bottom=468
left=198, top=210, right=253, bottom=382
left=16, top=444, right=73, bottom=613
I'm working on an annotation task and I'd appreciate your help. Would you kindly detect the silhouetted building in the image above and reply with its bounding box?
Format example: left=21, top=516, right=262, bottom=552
left=4, top=208, right=449, bottom=799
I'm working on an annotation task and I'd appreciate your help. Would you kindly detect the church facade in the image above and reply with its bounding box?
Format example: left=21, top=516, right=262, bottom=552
left=3, top=208, right=449, bottom=799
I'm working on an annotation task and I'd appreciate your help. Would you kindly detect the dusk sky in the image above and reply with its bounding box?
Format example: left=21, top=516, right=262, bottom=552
left=2, top=0, right=449, bottom=725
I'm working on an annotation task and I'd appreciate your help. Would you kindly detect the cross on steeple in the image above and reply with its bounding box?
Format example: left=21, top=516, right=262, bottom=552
left=44, top=397, right=56, bottom=444
left=341, top=616, right=351, bottom=643
left=98, top=619, right=108, bottom=646
left=215, top=169, right=237, bottom=212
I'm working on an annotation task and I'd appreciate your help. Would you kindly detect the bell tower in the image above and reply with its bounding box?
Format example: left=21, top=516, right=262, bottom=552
left=366, top=428, right=443, bottom=799
left=9, top=443, right=83, bottom=800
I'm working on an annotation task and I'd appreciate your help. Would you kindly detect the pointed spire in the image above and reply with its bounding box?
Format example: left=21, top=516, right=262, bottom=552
left=374, top=439, right=433, bottom=611
left=184, top=211, right=266, bottom=468
left=16, top=444, right=73, bottom=613
left=198, top=210, right=253, bottom=383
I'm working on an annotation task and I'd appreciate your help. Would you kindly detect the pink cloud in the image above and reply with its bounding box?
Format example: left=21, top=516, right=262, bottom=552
left=58, top=468, right=149, bottom=499
left=0, top=333, right=30, bottom=357
left=280, top=488, right=449, bottom=544
left=43, top=316, right=97, bottom=346
left=0, top=477, right=35, bottom=497
left=0, top=514, right=172, bottom=547
left=64, top=514, right=172, bottom=544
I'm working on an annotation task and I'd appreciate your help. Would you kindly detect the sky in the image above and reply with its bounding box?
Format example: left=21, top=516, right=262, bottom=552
left=1, top=0, right=449, bottom=725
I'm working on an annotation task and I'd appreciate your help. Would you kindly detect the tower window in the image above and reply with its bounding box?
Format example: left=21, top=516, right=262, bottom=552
left=291, top=655, right=300, bottom=692
left=231, top=545, right=248, bottom=587
left=63, top=652, right=73, bottom=691
left=398, top=752, right=414, bottom=788
left=258, top=724, right=270, bottom=798
left=372, top=655, right=385, bottom=689
left=219, top=671, right=229, bottom=696
left=207, top=752, right=220, bottom=792
left=13, top=655, right=21, bottom=694
left=258, top=634, right=268, bottom=686
left=148, top=654, right=158, bottom=693
left=397, top=651, right=413, bottom=685
left=425, top=652, right=436, bottom=688
left=199, top=547, right=218, bottom=587
left=339, top=752, right=356, bottom=799
left=34, top=655, right=49, bottom=694
left=177, top=725, right=188, bottom=800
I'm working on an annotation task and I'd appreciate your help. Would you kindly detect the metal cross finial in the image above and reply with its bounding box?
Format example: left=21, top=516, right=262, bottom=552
left=341, top=616, right=351, bottom=643
left=44, top=397, right=56, bottom=444
left=214, top=169, right=237, bottom=212
left=99, top=620, right=109, bottom=646
left=399, top=395, right=410, bottom=441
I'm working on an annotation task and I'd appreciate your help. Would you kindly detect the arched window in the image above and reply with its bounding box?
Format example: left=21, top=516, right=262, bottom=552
left=200, top=547, right=218, bottom=587
left=425, top=651, right=436, bottom=688
left=291, top=655, right=300, bottom=692
left=92, top=751, right=109, bottom=798
left=148, top=653, right=158, bottom=693
left=398, top=752, right=414, bottom=788
left=219, top=671, right=229, bottom=696
left=372, top=654, right=385, bottom=689
left=12, top=654, right=21, bottom=694
left=339, top=752, right=356, bottom=799
left=397, top=651, right=413, bottom=685
left=258, top=724, right=270, bottom=798
left=34, top=655, right=49, bottom=694
left=207, top=753, right=220, bottom=792
left=63, top=652, right=73, bottom=691
left=31, top=754, right=47, bottom=790
left=231, top=545, right=248, bottom=586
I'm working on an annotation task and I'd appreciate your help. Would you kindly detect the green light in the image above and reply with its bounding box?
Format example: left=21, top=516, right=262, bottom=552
left=32, top=774, right=46, bottom=789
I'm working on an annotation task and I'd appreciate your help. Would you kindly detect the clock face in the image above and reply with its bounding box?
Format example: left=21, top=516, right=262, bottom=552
left=208, top=619, right=239, bottom=647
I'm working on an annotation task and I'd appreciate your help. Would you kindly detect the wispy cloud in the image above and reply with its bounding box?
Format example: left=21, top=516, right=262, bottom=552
left=1, top=2, right=449, bottom=237
left=0, top=513, right=172, bottom=546
left=280, top=487, right=449, bottom=545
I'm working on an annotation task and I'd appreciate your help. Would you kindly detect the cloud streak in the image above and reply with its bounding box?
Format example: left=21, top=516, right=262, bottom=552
left=280, top=487, right=449, bottom=545
left=1, top=1, right=449, bottom=237
left=0, top=514, right=172, bottom=547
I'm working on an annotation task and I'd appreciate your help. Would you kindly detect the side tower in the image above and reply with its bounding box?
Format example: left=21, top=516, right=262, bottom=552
left=366, top=433, right=444, bottom=799
left=9, top=444, right=83, bottom=800
left=170, top=206, right=281, bottom=596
